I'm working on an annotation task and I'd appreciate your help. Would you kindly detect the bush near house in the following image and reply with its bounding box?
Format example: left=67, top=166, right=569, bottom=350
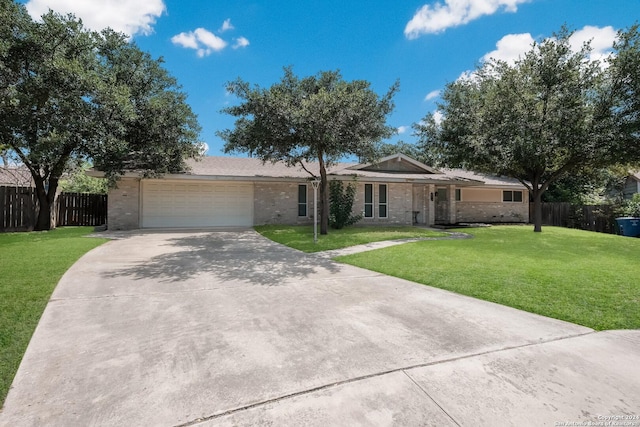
left=621, top=194, right=640, bottom=217
left=329, top=180, right=362, bottom=229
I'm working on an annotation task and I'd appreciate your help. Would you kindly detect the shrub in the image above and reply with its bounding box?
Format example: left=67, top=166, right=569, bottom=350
left=621, top=194, right=640, bottom=217
left=329, top=179, right=362, bottom=229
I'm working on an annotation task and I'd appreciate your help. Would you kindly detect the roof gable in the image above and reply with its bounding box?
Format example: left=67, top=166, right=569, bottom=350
left=347, top=153, right=439, bottom=174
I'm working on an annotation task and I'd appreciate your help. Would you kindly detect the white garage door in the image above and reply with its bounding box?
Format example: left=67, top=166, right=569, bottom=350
left=141, top=181, right=254, bottom=228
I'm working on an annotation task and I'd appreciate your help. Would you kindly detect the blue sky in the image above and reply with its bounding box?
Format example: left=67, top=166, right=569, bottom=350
left=20, top=0, right=640, bottom=156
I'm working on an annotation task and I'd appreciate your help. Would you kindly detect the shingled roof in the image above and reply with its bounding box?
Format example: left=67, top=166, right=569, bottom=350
left=0, top=166, right=33, bottom=187
left=184, top=155, right=525, bottom=187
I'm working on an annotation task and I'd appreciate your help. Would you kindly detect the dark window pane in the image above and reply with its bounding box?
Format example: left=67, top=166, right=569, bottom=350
left=514, top=191, right=523, bottom=202
left=365, top=204, right=373, bottom=218
left=298, top=185, right=307, bottom=203
left=455, top=189, right=461, bottom=201
left=298, top=184, right=307, bottom=216
left=503, top=191, right=512, bottom=202
left=379, top=185, right=387, bottom=203
left=365, top=184, right=373, bottom=203
left=379, top=205, right=387, bottom=218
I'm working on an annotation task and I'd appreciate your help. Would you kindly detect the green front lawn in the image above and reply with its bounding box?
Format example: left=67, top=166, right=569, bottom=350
left=336, top=226, right=640, bottom=331
left=0, top=227, right=107, bottom=406
left=255, top=225, right=448, bottom=253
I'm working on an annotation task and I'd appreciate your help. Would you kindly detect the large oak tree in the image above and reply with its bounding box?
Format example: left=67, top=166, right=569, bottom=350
left=0, top=1, right=201, bottom=230
left=609, top=24, right=640, bottom=159
left=218, top=67, right=398, bottom=234
left=415, top=28, right=616, bottom=232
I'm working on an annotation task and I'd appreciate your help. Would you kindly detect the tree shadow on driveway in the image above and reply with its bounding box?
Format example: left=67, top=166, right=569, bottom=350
left=102, top=231, right=342, bottom=287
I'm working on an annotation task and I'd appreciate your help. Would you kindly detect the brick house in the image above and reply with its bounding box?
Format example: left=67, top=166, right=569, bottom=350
left=101, top=153, right=529, bottom=230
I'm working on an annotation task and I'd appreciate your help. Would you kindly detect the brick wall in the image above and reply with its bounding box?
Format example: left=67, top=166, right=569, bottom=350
left=456, top=201, right=529, bottom=223
left=353, top=182, right=413, bottom=226
left=254, top=181, right=415, bottom=226
left=107, top=178, right=140, bottom=230
left=254, top=182, right=313, bottom=225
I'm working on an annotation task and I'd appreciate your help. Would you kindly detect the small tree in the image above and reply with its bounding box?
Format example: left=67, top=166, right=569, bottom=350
left=329, top=180, right=362, bottom=229
left=219, top=67, right=398, bottom=235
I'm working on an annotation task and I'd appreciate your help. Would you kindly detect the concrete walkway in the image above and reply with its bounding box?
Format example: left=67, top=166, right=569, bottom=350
left=1, top=229, right=638, bottom=426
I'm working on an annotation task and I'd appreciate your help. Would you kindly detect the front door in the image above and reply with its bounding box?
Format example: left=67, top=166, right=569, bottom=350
left=435, top=187, right=449, bottom=224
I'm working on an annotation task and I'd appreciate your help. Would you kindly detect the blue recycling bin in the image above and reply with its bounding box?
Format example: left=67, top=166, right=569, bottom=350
left=615, top=217, right=640, bottom=237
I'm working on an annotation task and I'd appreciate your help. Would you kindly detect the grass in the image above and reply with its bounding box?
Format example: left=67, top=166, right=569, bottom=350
left=0, top=227, right=107, bottom=406
left=335, top=226, right=640, bottom=331
left=254, top=224, right=448, bottom=253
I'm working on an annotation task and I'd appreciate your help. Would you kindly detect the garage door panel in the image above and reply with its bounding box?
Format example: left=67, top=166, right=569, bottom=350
left=141, top=181, right=253, bottom=228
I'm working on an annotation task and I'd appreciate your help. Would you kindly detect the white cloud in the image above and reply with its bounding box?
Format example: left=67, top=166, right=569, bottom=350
left=172, top=28, right=227, bottom=57
left=233, top=37, right=250, bottom=49
left=482, top=32, right=535, bottom=64
left=173, top=20, right=249, bottom=57
left=457, top=69, right=477, bottom=81
left=480, top=25, right=617, bottom=67
left=198, top=142, right=209, bottom=155
left=569, top=25, right=617, bottom=62
left=397, top=126, right=409, bottom=134
left=194, top=28, right=227, bottom=51
left=171, top=32, right=199, bottom=50
left=424, top=90, right=441, bottom=101
left=457, top=25, right=617, bottom=82
left=219, top=19, right=234, bottom=33
left=405, top=0, right=529, bottom=39
left=433, top=111, right=444, bottom=125
left=24, top=0, right=166, bottom=37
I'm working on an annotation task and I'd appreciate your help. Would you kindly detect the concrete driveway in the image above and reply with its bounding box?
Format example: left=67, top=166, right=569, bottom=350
left=1, top=229, right=638, bottom=426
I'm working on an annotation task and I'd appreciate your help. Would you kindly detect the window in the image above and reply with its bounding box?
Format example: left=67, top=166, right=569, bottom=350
left=455, top=189, right=461, bottom=201
left=364, top=184, right=373, bottom=218
left=503, top=190, right=523, bottom=202
left=379, top=184, right=388, bottom=218
left=298, top=184, right=307, bottom=216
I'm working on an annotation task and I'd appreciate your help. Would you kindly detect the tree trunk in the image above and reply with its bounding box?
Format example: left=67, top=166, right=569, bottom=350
left=532, top=190, right=543, bottom=233
left=33, top=175, right=58, bottom=231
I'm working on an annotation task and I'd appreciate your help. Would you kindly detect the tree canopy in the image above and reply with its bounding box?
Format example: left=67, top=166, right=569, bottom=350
left=416, top=27, right=617, bottom=232
left=0, top=1, right=201, bottom=230
left=219, top=67, right=398, bottom=234
left=609, top=24, right=640, bottom=159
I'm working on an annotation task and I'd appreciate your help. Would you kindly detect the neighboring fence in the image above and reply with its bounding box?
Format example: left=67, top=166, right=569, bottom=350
left=0, top=186, right=38, bottom=232
left=0, top=186, right=107, bottom=232
left=531, top=202, right=619, bottom=234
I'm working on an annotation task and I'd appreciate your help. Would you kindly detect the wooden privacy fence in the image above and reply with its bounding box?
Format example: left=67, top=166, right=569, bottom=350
left=0, top=186, right=107, bottom=232
left=530, top=202, right=619, bottom=234
left=0, top=186, right=37, bottom=232
left=56, top=192, right=107, bottom=227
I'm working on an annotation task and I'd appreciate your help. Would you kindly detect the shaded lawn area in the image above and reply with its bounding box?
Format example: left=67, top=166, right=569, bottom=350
left=0, top=227, right=107, bottom=406
left=336, top=226, right=640, bottom=331
left=255, top=225, right=449, bottom=253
